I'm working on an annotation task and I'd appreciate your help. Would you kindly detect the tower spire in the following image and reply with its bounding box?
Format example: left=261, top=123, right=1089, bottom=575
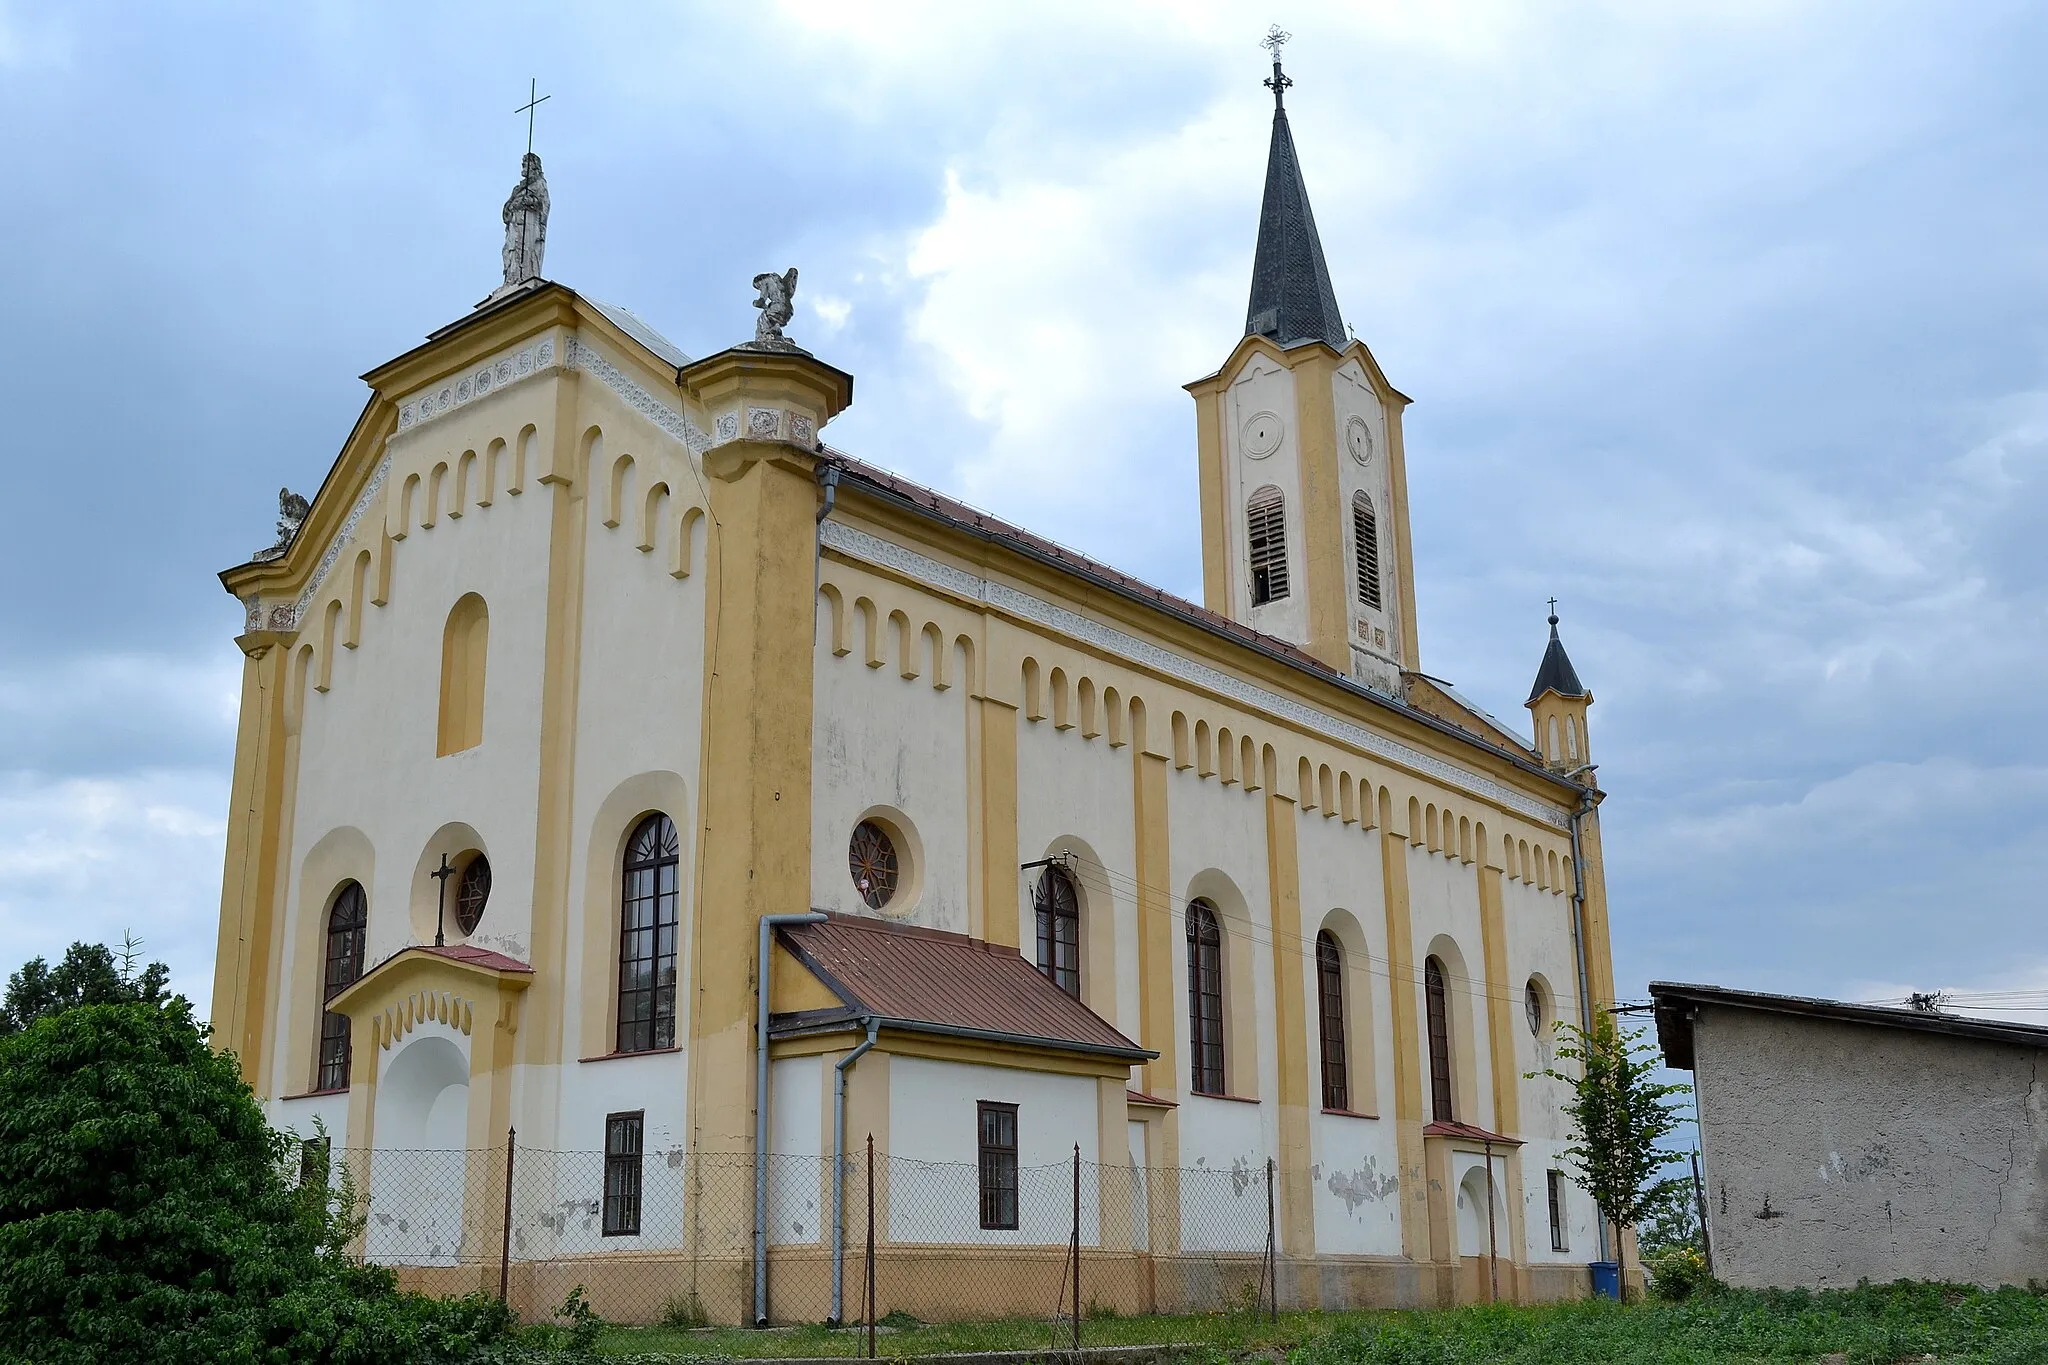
left=1245, top=27, right=1346, bottom=350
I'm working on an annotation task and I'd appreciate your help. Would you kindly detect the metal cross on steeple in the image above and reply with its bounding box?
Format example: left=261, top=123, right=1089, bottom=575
left=516, top=78, right=551, bottom=156
left=1262, top=25, right=1293, bottom=109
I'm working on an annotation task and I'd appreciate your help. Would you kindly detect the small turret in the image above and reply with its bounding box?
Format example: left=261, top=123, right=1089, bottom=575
left=1526, top=604, right=1592, bottom=772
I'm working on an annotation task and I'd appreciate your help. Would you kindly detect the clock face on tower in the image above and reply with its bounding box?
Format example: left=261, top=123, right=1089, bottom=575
left=1346, top=415, right=1374, bottom=465
left=1242, top=410, right=1283, bottom=459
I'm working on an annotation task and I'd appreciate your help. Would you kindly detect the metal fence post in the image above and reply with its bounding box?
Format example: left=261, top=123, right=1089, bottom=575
left=1692, top=1149, right=1714, bottom=1277
left=865, top=1134, right=876, bottom=1360
left=1070, top=1143, right=1082, bottom=1351
left=1265, top=1157, right=1277, bottom=1323
left=498, top=1126, right=516, bottom=1305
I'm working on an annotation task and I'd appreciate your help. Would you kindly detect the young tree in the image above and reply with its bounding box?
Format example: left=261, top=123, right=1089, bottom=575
left=1532, top=1010, right=1691, bottom=1298
left=1, top=934, right=171, bottom=1035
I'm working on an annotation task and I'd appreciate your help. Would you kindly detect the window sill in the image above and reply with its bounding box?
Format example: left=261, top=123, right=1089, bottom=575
left=579, top=1045, right=682, bottom=1064
left=1321, top=1107, right=1380, bottom=1120
left=1189, top=1090, right=1260, bottom=1105
left=281, top=1086, right=349, bottom=1100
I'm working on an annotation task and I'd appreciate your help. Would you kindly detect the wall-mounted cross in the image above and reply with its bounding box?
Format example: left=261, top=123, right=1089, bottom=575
left=516, top=78, right=551, bottom=156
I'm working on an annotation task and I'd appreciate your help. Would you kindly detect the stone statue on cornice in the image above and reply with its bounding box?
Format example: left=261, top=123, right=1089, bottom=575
left=252, top=487, right=310, bottom=562
left=501, top=152, right=550, bottom=287
left=751, top=268, right=798, bottom=347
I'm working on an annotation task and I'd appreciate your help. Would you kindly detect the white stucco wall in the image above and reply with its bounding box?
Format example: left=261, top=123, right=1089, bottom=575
left=886, top=1056, right=1101, bottom=1245
left=769, top=1055, right=827, bottom=1246
left=1501, top=872, right=1596, bottom=1262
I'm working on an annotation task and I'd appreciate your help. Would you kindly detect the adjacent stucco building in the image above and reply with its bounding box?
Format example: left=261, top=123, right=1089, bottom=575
left=1652, top=982, right=2048, bottom=1289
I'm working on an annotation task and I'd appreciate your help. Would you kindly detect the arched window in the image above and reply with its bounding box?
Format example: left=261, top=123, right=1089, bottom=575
left=617, top=813, right=681, bottom=1054
left=455, top=854, right=491, bottom=936
left=1424, top=956, right=1454, bottom=1122
left=1352, top=491, right=1382, bottom=610
left=1525, top=977, right=1547, bottom=1037
left=1034, top=864, right=1080, bottom=998
left=1316, top=931, right=1348, bottom=1111
left=317, top=882, right=367, bottom=1091
left=436, top=593, right=489, bottom=755
left=1247, top=486, right=1289, bottom=606
left=1186, top=901, right=1225, bottom=1095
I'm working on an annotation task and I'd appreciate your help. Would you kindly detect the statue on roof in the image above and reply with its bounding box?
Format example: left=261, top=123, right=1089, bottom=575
left=751, top=268, right=798, bottom=347
left=500, top=152, right=550, bottom=288
left=252, top=487, right=310, bottom=562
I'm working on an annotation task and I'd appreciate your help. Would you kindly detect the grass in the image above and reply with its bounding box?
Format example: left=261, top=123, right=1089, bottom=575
left=589, top=1284, right=2048, bottom=1363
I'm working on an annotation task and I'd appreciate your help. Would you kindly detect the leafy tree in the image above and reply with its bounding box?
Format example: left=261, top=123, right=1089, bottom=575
left=0, top=997, right=515, bottom=1363
left=1531, top=1011, right=1692, bottom=1298
left=1, top=934, right=171, bottom=1035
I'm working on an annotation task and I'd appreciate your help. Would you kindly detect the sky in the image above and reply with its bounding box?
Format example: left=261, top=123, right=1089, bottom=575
left=1, top=1, right=2043, bottom=1028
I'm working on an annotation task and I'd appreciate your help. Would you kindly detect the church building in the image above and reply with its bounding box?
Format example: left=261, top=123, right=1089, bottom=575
left=210, top=47, right=1618, bottom=1321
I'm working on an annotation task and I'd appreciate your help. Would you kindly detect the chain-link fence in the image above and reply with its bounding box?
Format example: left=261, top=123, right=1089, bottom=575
left=325, top=1136, right=1280, bottom=1331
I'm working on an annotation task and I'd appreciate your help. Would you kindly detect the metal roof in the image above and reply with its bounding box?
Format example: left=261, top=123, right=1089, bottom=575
left=1527, top=616, right=1588, bottom=703
left=1245, top=99, right=1347, bottom=350
left=774, top=913, right=1152, bottom=1061
left=1650, top=980, right=2048, bottom=1071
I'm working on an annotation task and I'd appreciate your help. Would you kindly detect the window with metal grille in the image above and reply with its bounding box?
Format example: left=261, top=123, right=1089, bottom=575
left=977, top=1102, right=1019, bottom=1230
left=1425, top=956, right=1455, bottom=1122
left=1186, top=901, right=1226, bottom=1096
left=617, top=813, right=680, bottom=1054
left=1547, top=1169, right=1568, bottom=1251
left=317, top=882, right=367, bottom=1092
left=1034, top=864, right=1081, bottom=998
left=1315, top=931, right=1349, bottom=1111
left=603, top=1111, right=644, bottom=1236
left=1352, top=491, right=1382, bottom=610
left=455, top=854, right=491, bottom=935
left=848, top=819, right=899, bottom=910
left=1247, top=487, right=1289, bottom=605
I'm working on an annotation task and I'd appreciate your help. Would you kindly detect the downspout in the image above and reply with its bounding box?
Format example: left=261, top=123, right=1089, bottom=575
left=813, top=460, right=841, bottom=596
left=755, top=911, right=827, bottom=1327
left=1562, top=767, right=1607, bottom=1263
left=829, top=1016, right=881, bottom=1325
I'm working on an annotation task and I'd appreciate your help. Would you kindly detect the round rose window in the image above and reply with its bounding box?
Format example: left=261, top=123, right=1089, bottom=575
left=456, top=854, right=492, bottom=935
left=848, top=820, right=899, bottom=910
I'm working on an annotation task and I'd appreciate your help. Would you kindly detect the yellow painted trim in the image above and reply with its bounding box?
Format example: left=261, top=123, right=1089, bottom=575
left=1289, top=349, right=1348, bottom=671
left=770, top=945, right=847, bottom=1014
left=1384, top=402, right=1421, bottom=670
left=773, top=1026, right=1134, bottom=1080
left=1265, top=793, right=1316, bottom=1259
left=978, top=696, right=1021, bottom=949
left=1133, top=750, right=1176, bottom=1102
left=210, top=635, right=290, bottom=1086
left=1380, top=806, right=1427, bottom=1262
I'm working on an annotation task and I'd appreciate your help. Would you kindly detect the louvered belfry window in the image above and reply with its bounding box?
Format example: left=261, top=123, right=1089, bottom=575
left=617, top=813, right=681, bottom=1054
left=1425, top=956, right=1455, bottom=1123
left=1247, top=486, right=1289, bottom=606
left=1316, top=931, right=1349, bottom=1112
left=1034, top=865, right=1081, bottom=998
left=317, top=882, right=368, bottom=1092
left=1186, top=901, right=1226, bottom=1095
left=1353, top=491, right=1383, bottom=610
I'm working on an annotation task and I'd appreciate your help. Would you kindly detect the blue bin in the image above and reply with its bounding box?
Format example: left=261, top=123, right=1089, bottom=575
left=1589, top=1260, right=1621, bottom=1300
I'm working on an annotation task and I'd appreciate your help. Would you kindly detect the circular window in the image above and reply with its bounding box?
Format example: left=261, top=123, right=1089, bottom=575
left=1346, top=415, right=1375, bottom=465
left=1241, top=410, right=1284, bottom=459
left=1525, top=979, right=1546, bottom=1037
left=849, top=820, right=899, bottom=910
left=456, top=854, right=492, bottom=935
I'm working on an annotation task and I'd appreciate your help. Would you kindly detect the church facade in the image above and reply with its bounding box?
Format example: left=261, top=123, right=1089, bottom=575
left=210, top=58, right=1618, bottom=1322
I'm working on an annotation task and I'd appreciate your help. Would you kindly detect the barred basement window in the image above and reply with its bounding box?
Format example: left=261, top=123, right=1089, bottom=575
left=1186, top=901, right=1226, bottom=1096
left=1034, top=864, right=1081, bottom=998
left=1352, top=491, right=1383, bottom=610
left=977, top=1101, right=1019, bottom=1230
left=1247, top=486, right=1289, bottom=605
left=1547, top=1169, right=1568, bottom=1252
left=317, top=881, right=367, bottom=1092
left=617, top=813, right=681, bottom=1054
left=603, top=1111, right=644, bottom=1236
left=1315, top=931, right=1349, bottom=1111
left=455, top=854, right=491, bottom=935
left=1425, top=956, right=1455, bottom=1123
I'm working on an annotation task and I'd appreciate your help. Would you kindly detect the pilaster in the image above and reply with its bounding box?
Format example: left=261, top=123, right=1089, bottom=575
left=1264, top=787, right=1316, bottom=1271
left=1379, top=805, right=1427, bottom=1262
left=212, top=631, right=293, bottom=1088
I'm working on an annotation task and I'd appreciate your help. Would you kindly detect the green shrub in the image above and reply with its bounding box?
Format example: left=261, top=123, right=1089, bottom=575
left=1644, top=1245, right=1716, bottom=1301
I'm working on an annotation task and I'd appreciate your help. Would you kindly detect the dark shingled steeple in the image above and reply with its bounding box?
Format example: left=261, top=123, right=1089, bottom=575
left=1528, top=609, right=1588, bottom=703
left=1245, top=46, right=1347, bottom=351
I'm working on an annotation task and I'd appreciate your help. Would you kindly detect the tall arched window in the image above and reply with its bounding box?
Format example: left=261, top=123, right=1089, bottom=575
left=436, top=593, right=489, bottom=756
left=1034, top=864, right=1081, bottom=998
left=317, top=882, right=367, bottom=1091
left=1247, top=486, right=1289, bottom=606
left=1186, top=900, right=1225, bottom=1095
left=617, top=813, right=681, bottom=1054
left=1352, top=491, right=1382, bottom=610
left=1316, top=931, right=1348, bottom=1111
left=1424, top=955, right=1455, bottom=1122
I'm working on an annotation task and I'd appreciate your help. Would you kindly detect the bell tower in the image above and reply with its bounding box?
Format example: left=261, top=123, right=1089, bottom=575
left=1186, top=30, right=1418, bottom=695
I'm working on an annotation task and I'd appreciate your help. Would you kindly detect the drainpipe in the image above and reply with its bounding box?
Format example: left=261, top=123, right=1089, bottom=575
left=1562, top=765, right=1607, bottom=1263
left=812, top=460, right=840, bottom=596
left=755, top=911, right=826, bottom=1327
left=829, top=1016, right=881, bottom=1325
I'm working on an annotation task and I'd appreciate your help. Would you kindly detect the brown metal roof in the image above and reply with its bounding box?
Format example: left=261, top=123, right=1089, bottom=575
left=775, top=913, right=1152, bottom=1061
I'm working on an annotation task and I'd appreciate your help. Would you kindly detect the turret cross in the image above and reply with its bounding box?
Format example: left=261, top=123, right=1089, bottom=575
left=1262, top=25, right=1293, bottom=108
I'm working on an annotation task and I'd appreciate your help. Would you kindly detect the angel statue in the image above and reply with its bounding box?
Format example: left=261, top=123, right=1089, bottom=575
left=752, top=268, right=798, bottom=346
left=254, top=488, right=311, bottom=562
left=501, top=152, right=550, bottom=287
